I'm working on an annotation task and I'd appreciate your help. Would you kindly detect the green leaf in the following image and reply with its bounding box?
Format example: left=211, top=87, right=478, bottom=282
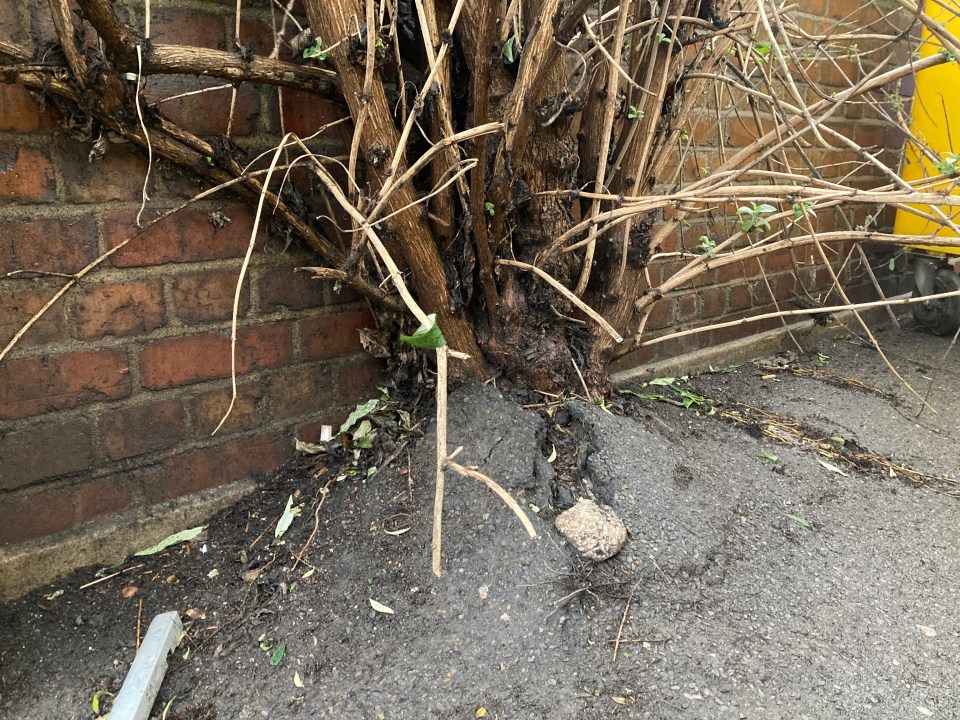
left=275, top=495, right=302, bottom=540
left=647, top=377, right=676, bottom=387
left=756, top=452, right=779, bottom=463
left=484, top=201, right=495, bottom=216
left=757, top=203, right=776, bottom=213
left=339, top=397, right=380, bottom=435
left=502, top=35, right=517, bottom=63
left=352, top=419, right=377, bottom=449
left=547, top=445, right=557, bottom=463
left=134, top=526, right=206, bottom=556
left=269, top=644, right=286, bottom=666
left=888, top=257, right=896, bottom=272
left=399, top=313, right=447, bottom=349
left=92, top=690, right=113, bottom=715
left=303, top=37, right=327, bottom=60
left=294, top=671, right=305, bottom=688
left=786, top=514, right=813, bottom=529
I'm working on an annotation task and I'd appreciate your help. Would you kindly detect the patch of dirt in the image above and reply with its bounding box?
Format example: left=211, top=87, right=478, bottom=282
left=2, top=326, right=959, bottom=719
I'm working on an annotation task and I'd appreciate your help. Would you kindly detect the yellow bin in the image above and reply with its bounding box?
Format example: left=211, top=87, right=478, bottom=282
left=893, top=0, right=960, bottom=333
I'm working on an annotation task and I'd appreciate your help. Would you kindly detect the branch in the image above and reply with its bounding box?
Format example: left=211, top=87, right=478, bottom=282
left=75, top=0, right=337, bottom=94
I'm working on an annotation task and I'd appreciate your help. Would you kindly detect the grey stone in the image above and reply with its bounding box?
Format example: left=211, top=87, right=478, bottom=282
left=555, top=499, right=627, bottom=561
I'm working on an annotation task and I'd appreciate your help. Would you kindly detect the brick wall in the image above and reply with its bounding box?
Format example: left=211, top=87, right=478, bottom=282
left=0, top=0, right=910, bottom=551
left=609, top=0, right=910, bottom=371
left=0, top=0, right=383, bottom=548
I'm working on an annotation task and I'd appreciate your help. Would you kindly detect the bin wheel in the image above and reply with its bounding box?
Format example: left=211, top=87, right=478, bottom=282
left=912, top=268, right=960, bottom=336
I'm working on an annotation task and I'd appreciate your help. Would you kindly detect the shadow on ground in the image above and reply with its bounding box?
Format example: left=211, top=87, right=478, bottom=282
left=2, top=324, right=958, bottom=719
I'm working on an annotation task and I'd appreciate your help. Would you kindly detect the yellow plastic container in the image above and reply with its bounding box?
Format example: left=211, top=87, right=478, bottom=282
left=893, top=0, right=960, bottom=257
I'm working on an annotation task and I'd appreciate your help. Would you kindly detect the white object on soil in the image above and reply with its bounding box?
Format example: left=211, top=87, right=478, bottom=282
left=110, top=611, right=182, bottom=720
left=555, top=499, right=628, bottom=561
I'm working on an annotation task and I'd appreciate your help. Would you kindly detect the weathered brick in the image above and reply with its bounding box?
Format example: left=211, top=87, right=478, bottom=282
left=69, top=280, right=166, bottom=340
left=141, top=433, right=286, bottom=504
left=268, top=362, right=340, bottom=420
left=150, top=8, right=226, bottom=49
left=105, top=207, right=255, bottom=267
left=100, top=399, right=186, bottom=460
left=299, top=309, right=374, bottom=360
left=343, top=359, right=386, bottom=401
left=278, top=89, right=342, bottom=137
left=58, top=139, right=152, bottom=203
left=0, top=217, right=97, bottom=275
left=171, top=268, right=249, bottom=323
left=139, top=323, right=290, bottom=389
left=0, top=476, right=132, bottom=546
left=0, top=85, right=43, bottom=132
left=0, top=349, right=131, bottom=421
left=145, top=77, right=261, bottom=136
left=0, top=282, right=70, bottom=348
left=257, top=264, right=326, bottom=312
left=0, top=146, right=56, bottom=204
left=0, top=418, right=96, bottom=491
left=188, top=382, right=264, bottom=438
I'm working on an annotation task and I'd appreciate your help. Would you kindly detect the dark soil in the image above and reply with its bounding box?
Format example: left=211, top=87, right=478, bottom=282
left=2, top=325, right=959, bottom=719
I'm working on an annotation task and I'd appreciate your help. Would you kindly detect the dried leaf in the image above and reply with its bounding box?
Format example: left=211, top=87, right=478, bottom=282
left=294, top=671, right=304, bottom=688
left=384, top=527, right=410, bottom=536
left=547, top=445, right=557, bottom=463
left=275, top=495, right=302, bottom=540
left=917, top=624, right=937, bottom=637
left=817, top=458, right=849, bottom=477
left=134, top=526, right=206, bottom=556
left=476, top=708, right=487, bottom=718
left=121, top=586, right=139, bottom=599
left=369, top=598, right=395, bottom=615
left=295, top=438, right=328, bottom=455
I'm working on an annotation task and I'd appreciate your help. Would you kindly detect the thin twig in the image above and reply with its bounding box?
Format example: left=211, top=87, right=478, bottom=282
left=446, top=459, right=537, bottom=539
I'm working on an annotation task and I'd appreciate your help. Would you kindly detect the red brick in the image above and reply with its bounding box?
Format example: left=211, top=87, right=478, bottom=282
left=0, top=85, right=42, bottom=132
left=0, top=282, right=70, bottom=348
left=69, top=280, right=166, bottom=340
left=299, top=309, right=375, bottom=360
left=0, top=349, right=131, bottom=420
left=336, top=357, right=387, bottom=415
left=58, top=140, right=152, bottom=203
left=728, top=284, right=752, bottom=312
left=105, top=207, right=254, bottom=267
left=0, top=418, right=96, bottom=491
left=0, top=217, right=97, bottom=275
left=237, top=18, right=290, bottom=60
left=642, top=297, right=672, bottom=331
left=150, top=8, right=226, bottom=50
left=0, top=146, right=56, bottom=203
left=171, top=268, right=250, bottom=323
left=701, top=286, right=726, bottom=318
left=139, top=322, right=290, bottom=389
left=257, top=264, right=327, bottom=311
left=268, top=362, right=340, bottom=420
left=188, top=382, right=264, bottom=438
left=100, top=399, right=186, bottom=460
left=141, top=433, right=286, bottom=504
left=278, top=89, right=342, bottom=137
left=0, top=476, right=132, bottom=546
left=145, top=77, right=261, bottom=136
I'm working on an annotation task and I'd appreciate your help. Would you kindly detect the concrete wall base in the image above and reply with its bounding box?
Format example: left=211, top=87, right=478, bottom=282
left=0, top=480, right=255, bottom=601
